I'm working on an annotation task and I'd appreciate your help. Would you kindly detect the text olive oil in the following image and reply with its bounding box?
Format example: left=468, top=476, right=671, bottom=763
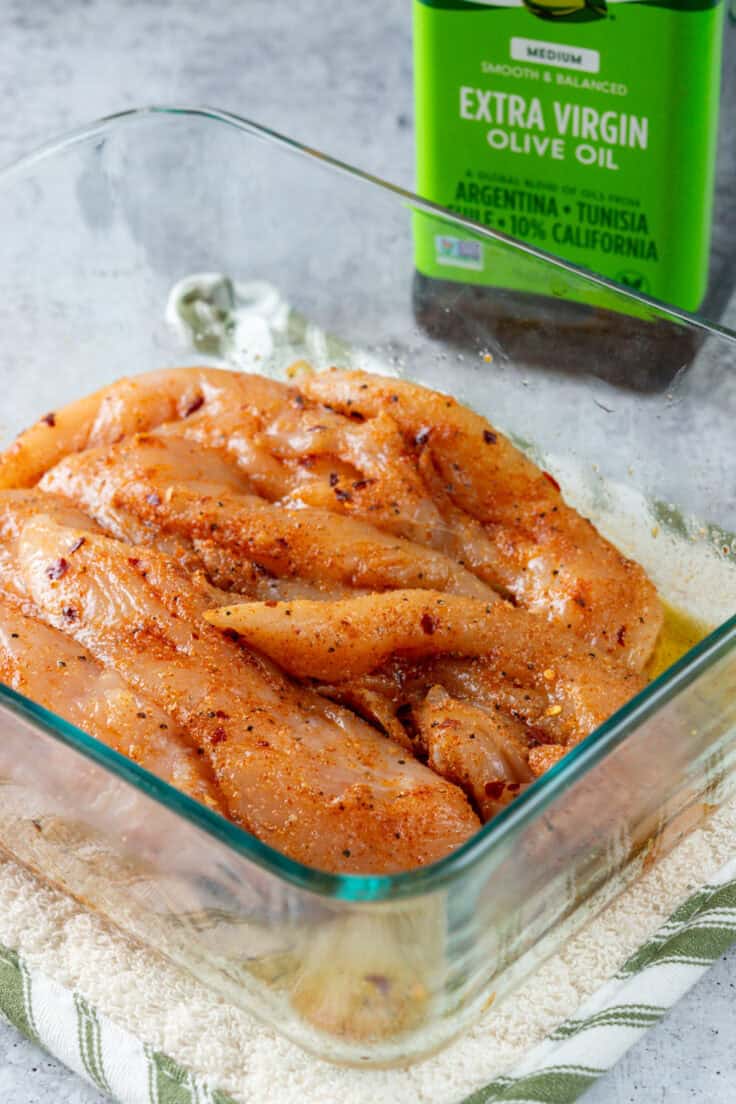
left=414, top=0, right=725, bottom=313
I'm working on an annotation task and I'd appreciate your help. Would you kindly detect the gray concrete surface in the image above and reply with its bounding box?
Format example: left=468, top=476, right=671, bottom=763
left=0, top=2, right=734, bottom=1101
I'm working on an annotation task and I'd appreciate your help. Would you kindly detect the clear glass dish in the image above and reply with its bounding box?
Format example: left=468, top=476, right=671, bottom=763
left=0, top=106, right=735, bottom=1068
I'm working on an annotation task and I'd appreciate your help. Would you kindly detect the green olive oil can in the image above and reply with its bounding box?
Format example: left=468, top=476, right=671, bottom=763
left=413, top=0, right=725, bottom=313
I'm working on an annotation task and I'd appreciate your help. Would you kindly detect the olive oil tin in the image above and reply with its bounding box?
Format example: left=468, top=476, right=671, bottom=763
left=414, top=0, right=725, bottom=311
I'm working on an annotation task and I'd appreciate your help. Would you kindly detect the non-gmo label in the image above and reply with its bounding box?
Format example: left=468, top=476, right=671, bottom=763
left=510, top=37, right=600, bottom=73
left=434, top=235, right=484, bottom=270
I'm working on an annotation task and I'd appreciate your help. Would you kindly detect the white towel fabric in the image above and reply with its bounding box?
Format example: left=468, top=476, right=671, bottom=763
left=0, top=790, right=734, bottom=1104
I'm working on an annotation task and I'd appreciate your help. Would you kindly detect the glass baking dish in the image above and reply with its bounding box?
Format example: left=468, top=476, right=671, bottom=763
left=0, top=106, right=735, bottom=1069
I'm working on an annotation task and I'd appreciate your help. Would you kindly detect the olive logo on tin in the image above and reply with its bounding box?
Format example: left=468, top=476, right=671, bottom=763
left=522, top=0, right=607, bottom=21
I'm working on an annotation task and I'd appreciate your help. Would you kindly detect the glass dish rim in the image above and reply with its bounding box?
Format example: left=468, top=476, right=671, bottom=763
left=2, top=102, right=735, bottom=903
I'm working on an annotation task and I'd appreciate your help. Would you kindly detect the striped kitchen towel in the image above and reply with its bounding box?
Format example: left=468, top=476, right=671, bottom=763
left=1, top=858, right=735, bottom=1104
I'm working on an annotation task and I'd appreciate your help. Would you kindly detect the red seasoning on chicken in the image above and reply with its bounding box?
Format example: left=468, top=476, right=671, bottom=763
left=0, top=365, right=663, bottom=872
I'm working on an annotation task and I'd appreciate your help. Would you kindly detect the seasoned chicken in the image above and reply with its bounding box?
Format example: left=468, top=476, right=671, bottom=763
left=0, top=364, right=663, bottom=863
left=0, top=490, right=102, bottom=604
left=302, top=369, right=663, bottom=669
left=0, top=596, right=224, bottom=811
left=0, top=366, right=249, bottom=490
left=41, top=434, right=494, bottom=599
left=18, top=514, right=480, bottom=873
left=412, top=686, right=534, bottom=821
left=204, top=590, right=645, bottom=745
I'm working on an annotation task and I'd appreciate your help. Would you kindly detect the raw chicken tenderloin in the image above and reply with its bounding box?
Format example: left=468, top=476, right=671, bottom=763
left=0, top=596, right=224, bottom=812
left=302, top=370, right=663, bottom=670
left=18, top=515, right=480, bottom=874
left=41, top=434, right=495, bottom=599
left=204, top=590, right=645, bottom=745
left=0, top=491, right=101, bottom=604
left=0, top=366, right=247, bottom=490
left=412, top=687, right=534, bottom=822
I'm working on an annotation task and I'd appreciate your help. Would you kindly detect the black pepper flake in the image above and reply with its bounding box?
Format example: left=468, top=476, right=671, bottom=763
left=352, top=478, right=374, bottom=492
left=414, top=427, right=430, bottom=447
left=334, top=487, right=352, bottom=503
left=10, top=632, right=18, bottom=639
left=146, top=492, right=161, bottom=507
left=617, top=626, right=627, bottom=646
left=223, top=628, right=240, bottom=642
left=483, top=429, right=497, bottom=444
left=342, top=848, right=351, bottom=857
left=329, top=472, right=339, bottom=487
left=62, top=606, right=78, bottom=622
left=69, top=537, right=86, bottom=554
left=56, top=659, right=66, bottom=668
left=137, top=711, right=147, bottom=719
left=159, top=723, right=168, bottom=730
left=46, top=558, right=68, bottom=580
left=41, top=412, right=56, bottom=427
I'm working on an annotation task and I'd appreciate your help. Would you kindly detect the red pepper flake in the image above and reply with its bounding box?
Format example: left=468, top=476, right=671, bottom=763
left=62, top=606, right=78, bottom=622
left=543, top=471, right=561, bottom=492
left=484, top=780, right=506, bottom=800
left=69, top=537, right=86, bottom=554
left=211, top=727, right=227, bottom=744
left=256, top=739, right=270, bottom=748
left=215, top=709, right=229, bottom=719
left=45, top=558, right=68, bottom=580
left=617, top=625, right=627, bottom=646
left=127, top=557, right=140, bottom=567
left=420, top=612, right=437, bottom=635
left=483, top=429, right=497, bottom=444
left=41, top=412, right=56, bottom=427
left=264, top=600, right=278, bottom=608
left=334, top=487, right=352, bottom=503
left=506, top=782, right=521, bottom=793
left=146, top=492, right=161, bottom=507
left=348, top=411, right=365, bottom=422
left=574, top=595, right=586, bottom=608
left=329, top=472, right=339, bottom=487
left=183, top=394, right=204, bottom=417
